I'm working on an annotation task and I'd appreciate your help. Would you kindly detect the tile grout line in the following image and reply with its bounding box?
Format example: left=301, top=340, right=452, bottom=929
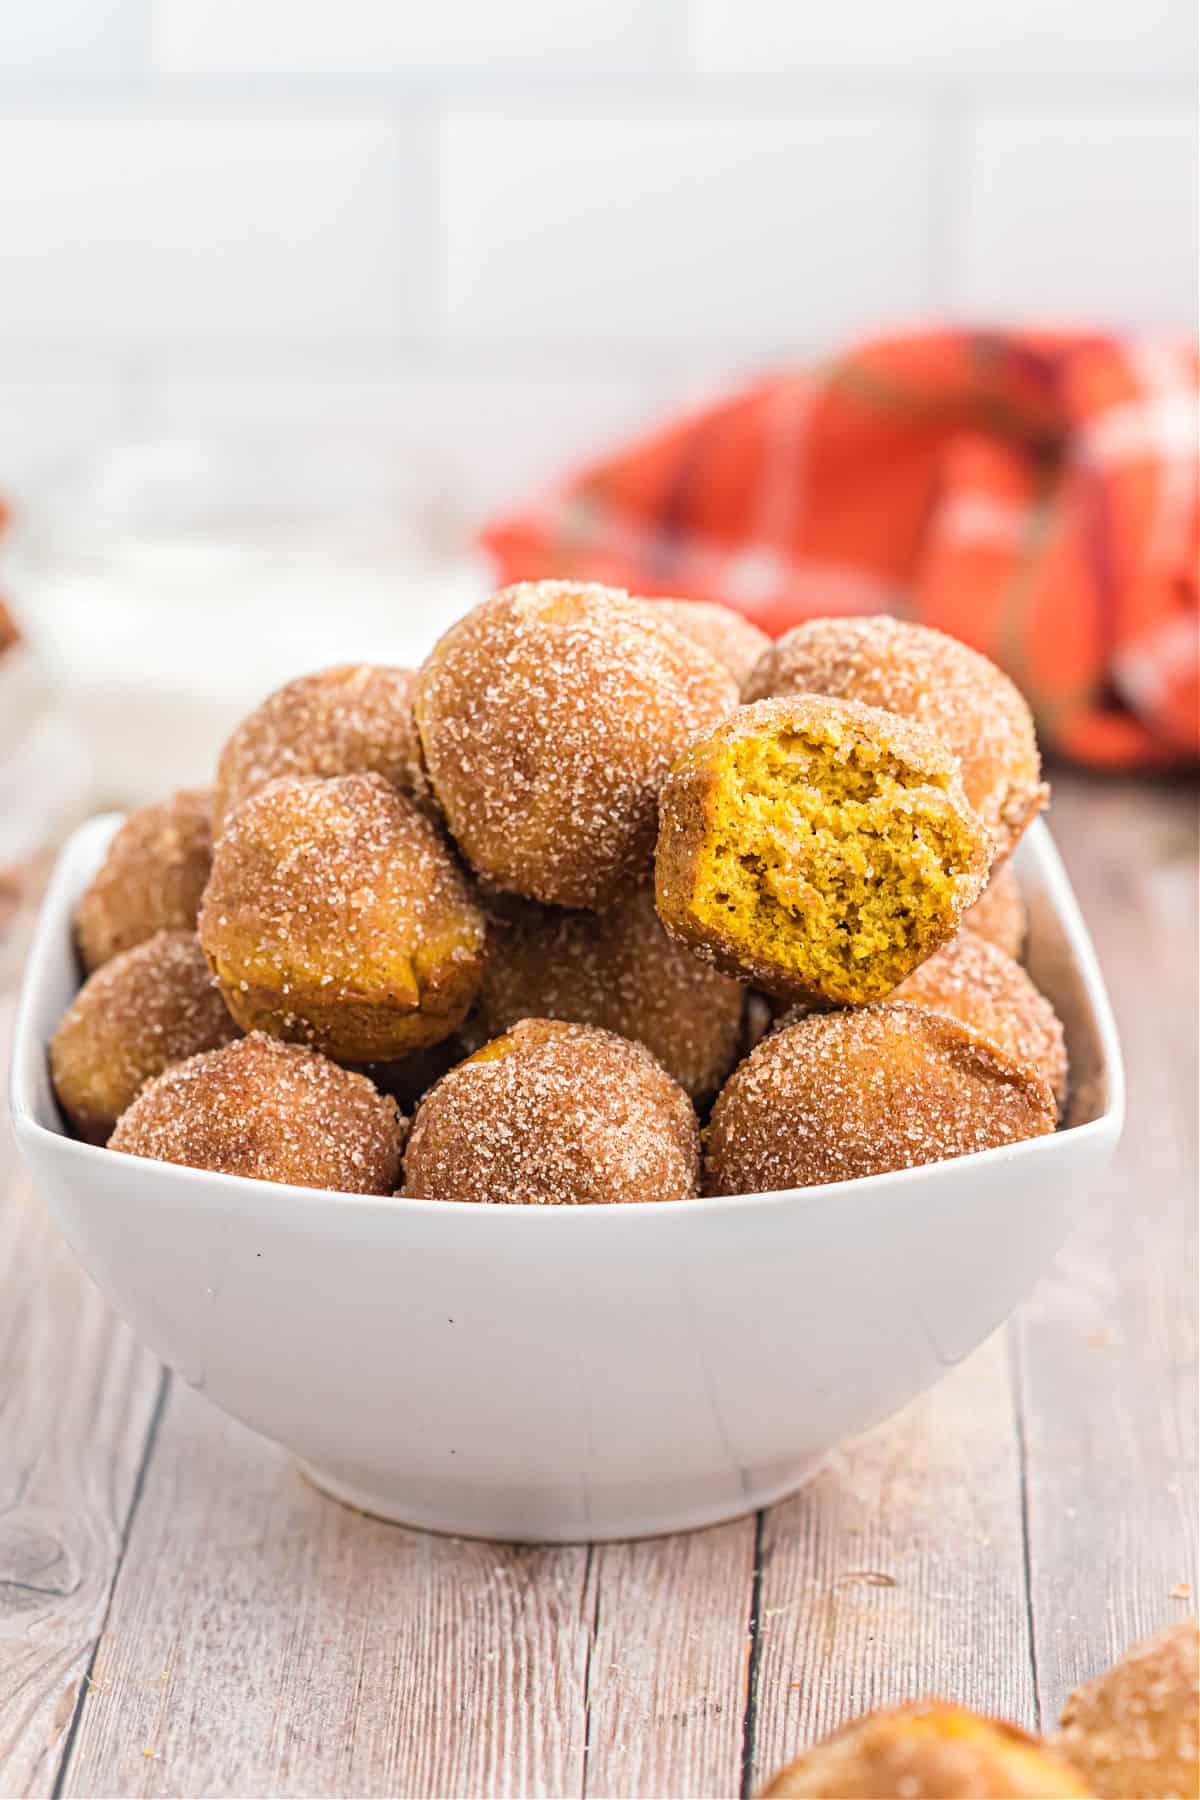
left=0, top=72, right=1191, bottom=109
left=50, top=1364, right=172, bottom=1800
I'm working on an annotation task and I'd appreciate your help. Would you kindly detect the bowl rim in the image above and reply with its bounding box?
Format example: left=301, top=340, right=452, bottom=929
left=10, top=811, right=1125, bottom=1226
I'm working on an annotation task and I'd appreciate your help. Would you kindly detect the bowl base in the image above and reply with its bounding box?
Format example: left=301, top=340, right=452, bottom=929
left=295, top=1454, right=831, bottom=1544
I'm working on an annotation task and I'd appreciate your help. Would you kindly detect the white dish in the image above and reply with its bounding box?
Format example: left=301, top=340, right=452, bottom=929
left=10, top=813, right=1123, bottom=1544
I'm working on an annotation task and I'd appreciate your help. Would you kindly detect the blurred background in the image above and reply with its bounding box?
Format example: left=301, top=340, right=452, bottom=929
left=0, top=0, right=1196, bottom=842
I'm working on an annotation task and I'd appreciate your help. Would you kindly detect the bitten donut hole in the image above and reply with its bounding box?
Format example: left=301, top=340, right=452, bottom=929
left=688, top=729, right=981, bottom=1003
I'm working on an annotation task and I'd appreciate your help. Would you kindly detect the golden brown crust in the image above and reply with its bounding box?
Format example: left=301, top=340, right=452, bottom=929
left=890, top=932, right=1067, bottom=1108
left=760, top=1700, right=1091, bottom=1798
left=1056, top=1618, right=1199, bottom=1799
left=963, top=863, right=1028, bottom=960
left=213, top=663, right=429, bottom=834
left=414, top=582, right=739, bottom=910
left=199, top=772, right=486, bottom=1063
left=402, top=1018, right=700, bottom=1205
left=473, top=884, right=744, bottom=1102
left=743, top=615, right=1047, bottom=862
left=649, top=597, right=772, bottom=688
left=109, top=1032, right=406, bottom=1193
left=655, top=694, right=993, bottom=1005
left=74, top=790, right=213, bottom=972
left=704, top=1001, right=1056, bottom=1195
left=50, top=931, right=239, bottom=1143
left=771, top=933, right=1062, bottom=1111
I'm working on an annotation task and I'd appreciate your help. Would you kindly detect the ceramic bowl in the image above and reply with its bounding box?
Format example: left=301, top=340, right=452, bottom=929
left=10, top=814, right=1122, bottom=1543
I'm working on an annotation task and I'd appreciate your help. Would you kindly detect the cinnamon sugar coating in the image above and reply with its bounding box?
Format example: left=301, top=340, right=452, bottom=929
left=1056, top=1618, right=1199, bottom=1800
left=199, top=772, right=486, bottom=1062
left=213, top=663, right=429, bottom=834
left=744, top=615, right=1047, bottom=861
left=770, top=931, right=1064, bottom=1112
left=109, top=1032, right=406, bottom=1193
left=474, top=885, right=744, bottom=1102
left=761, top=1700, right=1089, bottom=1798
left=50, top=931, right=239, bottom=1143
left=892, top=932, right=1067, bottom=1109
left=962, top=863, right=1028, bottom=960
left=414, top=582, right=739, bottom=909
left=403, top=1018, right=700, bottom=1205
left=75, top=789, right=213, bottom=972
left=704, top=1002, right=1056, bottom=1195
left=650, top=597, right=772, bottom=689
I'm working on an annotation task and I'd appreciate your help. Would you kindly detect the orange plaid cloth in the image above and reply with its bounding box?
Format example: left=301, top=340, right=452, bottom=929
left=0, top=502, right=17, bottom=659
left=481, top=331, right=1199, bottom=768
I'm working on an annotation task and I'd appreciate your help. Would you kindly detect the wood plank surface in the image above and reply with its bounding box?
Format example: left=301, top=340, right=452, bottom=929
left=59, top=1381, right=593, bottom=1800
left=746, top=1330, right=1035, bottom=1795
left=1013, top=777, right=1199, bottom=1726
left=60, top=1389, right=760, bottom=1800
left=0, top=977, right=164, bottom=1800
left=1, top=774, right=1195, bottom=1800
left=581, top=1521, right=757, bottom=1799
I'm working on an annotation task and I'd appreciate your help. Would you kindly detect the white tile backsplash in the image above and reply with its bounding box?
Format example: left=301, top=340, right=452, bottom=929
left=147, top=354, right=675, bottom=514
left=0, top=0, right=146, bottom=82
left=0, top=0, right=1193, bottom=506
left=0, top=114, right=429, bottom=342
left=443, top=108, right=933, bottom=346
left=692, top=0, right=1198, bottom=81
left=154, top=0, right=669, bottom=78
left=956, top=107, right=1198, bottom=326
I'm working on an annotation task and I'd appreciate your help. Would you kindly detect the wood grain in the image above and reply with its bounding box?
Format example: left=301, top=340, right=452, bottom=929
left=745, top=1330, right=1036, bottom=1794
left=60, top=1380, right=594, bottom=1800
left=1013, top=776, right=1199, bottom=1725
left=581, top=1521, right=756, bottom=1799
left=61, top=1389, right=761, bottom=1800
left=0, top=990, right=164, bottom=1800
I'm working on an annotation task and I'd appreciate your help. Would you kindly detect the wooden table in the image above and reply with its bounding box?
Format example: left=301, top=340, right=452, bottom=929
left=2, top=773, right=1196, bottom=1800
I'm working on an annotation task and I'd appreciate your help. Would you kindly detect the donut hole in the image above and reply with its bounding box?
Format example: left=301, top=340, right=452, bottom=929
left=687, top=729, right=983, bottom=1003
left=199, top=773, right=487, bottom=1063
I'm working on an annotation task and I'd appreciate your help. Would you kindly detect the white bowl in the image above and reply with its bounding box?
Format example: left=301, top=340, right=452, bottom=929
left=10, top=814, right=1123, bottom=1543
